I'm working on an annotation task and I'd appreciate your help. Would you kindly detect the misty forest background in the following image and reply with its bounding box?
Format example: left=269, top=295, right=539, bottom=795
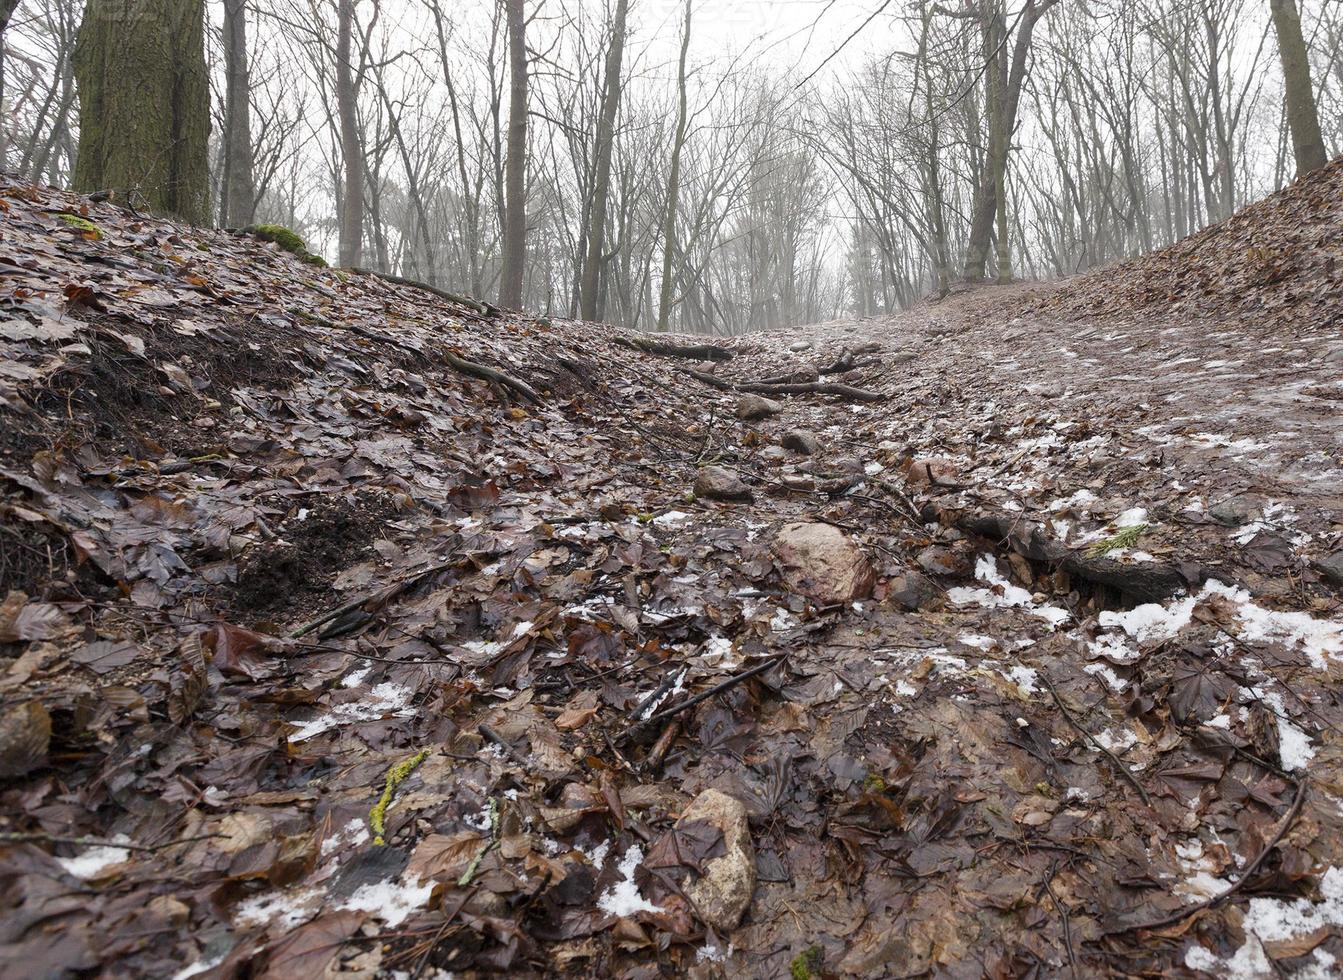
left=2, top=0, right=1341, bottom=336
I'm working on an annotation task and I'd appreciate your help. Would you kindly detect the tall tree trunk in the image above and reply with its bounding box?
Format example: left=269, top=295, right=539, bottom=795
left=72, top=0, right=211, bottom=224
left=220, top=0, right=255, bottom=227
left=578, top=0, right=629, bottom=322
left=656, top=0, right=692, bottom=333
left=1270, top=0, right=1328, bottom=177
left=0, top=0, right=20, bottom=113
left=498, top=0, right=527, bottom=309
left=335, top=0, right=364, bottom=267
left=961, top=0, right=1056, bottom=281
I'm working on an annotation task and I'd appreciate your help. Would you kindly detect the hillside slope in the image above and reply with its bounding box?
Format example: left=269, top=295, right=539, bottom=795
left=2, top=174, right=1343, bottom=979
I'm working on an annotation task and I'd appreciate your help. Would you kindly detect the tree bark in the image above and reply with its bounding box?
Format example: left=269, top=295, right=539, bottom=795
left=1270, top=0, right=1328, bottom=177
left=960, top=0, right=1056, bottom=282
left=578, top=0, right=629, bottom=323
left=220, top=0, right=256, bottom=227
left=335, top=0, right=364, bottom=267
left=656, top=0, right=692, bottom=333
left=72, top=0, right=211, bottom=224
left=498, top=0, right=528, bottom=309
left=0, top=0, right=21, bottom=110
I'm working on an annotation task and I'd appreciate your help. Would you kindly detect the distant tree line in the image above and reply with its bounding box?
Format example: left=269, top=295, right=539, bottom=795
left=1, top=0, right=1338, bottom=334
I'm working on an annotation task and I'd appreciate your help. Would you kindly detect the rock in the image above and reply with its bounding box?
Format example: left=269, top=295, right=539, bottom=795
left=1209, top=494, right=1262, bottom=527
left=906, top=457, right=958, bottom=487
left=788, top=340, right=812, bottom=352
left=678, top=790, right=754, bottom=932
left=888, top=571, right=940, bottom=611
left=773, top=522, right=875, bottom=604
left=917, top=544, right=972, bottom=577
left=0, top=701, right=50, bottom=778
left=736, top=394, right=783, bottom=421
left=759, top=445, right=787, bottom=464
left=781, top=429, right=820, bottom=455
left=694, top=465, right=752, bottom=502
left=1316, top=553, right=1343, bottom=587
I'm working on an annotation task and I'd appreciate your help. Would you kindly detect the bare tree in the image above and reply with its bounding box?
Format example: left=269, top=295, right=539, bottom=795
left=578, top=0, right=629, bottom=322
left=335, top=0, right=364, bottom=266
left=1271, top=0, right=1328, bottom=176
left=498, top=0, right=528, bottom=308
left=220, top=0, right=257, bottom=227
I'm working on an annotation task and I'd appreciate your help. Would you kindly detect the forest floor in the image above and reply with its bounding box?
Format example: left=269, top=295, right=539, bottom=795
left=2, top=160, right=1343, bottom=980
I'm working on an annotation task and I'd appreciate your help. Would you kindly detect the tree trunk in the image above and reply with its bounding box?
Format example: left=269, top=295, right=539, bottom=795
left=72, top=0, right=211, bottom=224
left=220, top=0, right=255, bottom=227
left=578, top=0, right=629, bottom=323
left=498, top=0, right=528, bottom=309
left=961, top=0, right=1056, bottom=281
left=335, top=0, right=364, bottom=267
left=0, top=0, right=21, bottom=111
left=657, top=0, right=692, bottom=333
left=1270, top=0, right=1328, bottom=177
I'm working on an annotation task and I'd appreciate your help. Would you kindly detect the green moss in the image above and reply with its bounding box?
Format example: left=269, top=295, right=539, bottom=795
left=247, top=224, right=328, bottom=267
left=863, top=773, right=887, bottom=794
left=369, top=749, right=429, bottom=845
left=1087, top=522, right=1148, bottom=558
left=790, top=945, right=823, bottom=980
left=56, top=213, right=101, bottom=238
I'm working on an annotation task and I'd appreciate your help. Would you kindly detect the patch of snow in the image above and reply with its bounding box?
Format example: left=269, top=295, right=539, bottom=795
left=1004, top=665, right=1038, bottom=695
left=337, top=875, right=435, bottom=926
left=1184, top=867, right=1343, bottom=978
left=1248, top=688, right=1315, bottom=771
left=321, top=818, right=370, bottom=857
left=56, top=837, right=131, bottom=879
left=1115, top=507, right=1148, bottom=527
left=1083, top=662, right=1127, bottom=691
left=946, top=556, right=1070, bottom=627
left=597, top=845, right=662, bottom=917
left=652, top=510, right=691, bottom=527
left=1206, top=713, right=1232, bottom=730
left=341, top=666, right=372, bottom=688
left=233, top=885, right=324, bottom=930
left=171, top=953, right=227, bottom=980
left=287, top=681, right=416, bottom=743
left=959, top=633, right=996, bottom=650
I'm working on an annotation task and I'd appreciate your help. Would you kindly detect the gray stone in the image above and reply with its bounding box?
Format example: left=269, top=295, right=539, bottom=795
left=1209, top=494, right=1263, bottom=527
left=888, top=571, right=940, bottom=611
left=678, top=790, right=755, bottom=933
left=781, top=429, right=820, bottom=455
left=788, top=340, right=812, bottom=353
left=773, top=522, right=875, bottom=604
left=694, top=465, right=752, bottom=502
left=736, top=394, right=783, bottom=421
left=759, top=445, right=787, bottom=464
left=1316, top=552, right=1343, bottom=587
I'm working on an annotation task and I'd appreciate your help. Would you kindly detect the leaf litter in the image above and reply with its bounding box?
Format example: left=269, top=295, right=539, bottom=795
left=1, top=168, right=1343, bottom=976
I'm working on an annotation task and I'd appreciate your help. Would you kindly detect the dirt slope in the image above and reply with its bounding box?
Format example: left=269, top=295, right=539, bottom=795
left=2, top=174, right=1343, bottom=979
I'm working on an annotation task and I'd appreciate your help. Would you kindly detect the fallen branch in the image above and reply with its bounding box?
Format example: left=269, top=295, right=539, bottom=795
left=616, top=335, right=733, bottom=362
left=0, top=831, right=221, bottom=853
left=352, top=266, right=494, bottom=317
left=1116, top=777, right=1307, bottom=933
left=681, top=368, right=883, bottom=403
left=443, top=350, right=541, bottom=404
left=1040, top=671, right=1152, bottom=807
left=480, top=724, right=529, bottom=767
left=617, top=654, right=786, bottom=743
left=739, top=379, right=884, bottom=402
left=289, top=555, right=461, bottom=639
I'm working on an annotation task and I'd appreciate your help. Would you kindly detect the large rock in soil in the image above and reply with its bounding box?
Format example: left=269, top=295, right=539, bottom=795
left=679, top=790, right=755, bottom=932
left=772, top=522, right=875, bottom=604
left=735, top=394, right=783, bottom=421
left=694, top=465, right=752, bottom=502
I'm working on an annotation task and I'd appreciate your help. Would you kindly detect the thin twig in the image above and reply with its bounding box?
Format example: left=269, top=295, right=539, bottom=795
left=1040, top=671, right=1152, bottom=807
left=0, top=831, right=223, bottom=853
left=479, top=724, right=529, bottom=767
left=617, top=654, right=786, bottom=743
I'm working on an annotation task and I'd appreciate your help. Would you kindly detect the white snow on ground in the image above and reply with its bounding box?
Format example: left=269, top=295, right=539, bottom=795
left=1184, top=867, right=1343, bottom=979
left=320, top=818, right=370, bottom=856
left=1245, top=687, right=1316, bottom=771
left=1233, top=501, right=1313, bottom=547
left=56, top=837, right=131, bottom=879
left=287, top=682, right=417, bottom=742
left=946, top=556, right=1070, bottom=627
left=233, top=885, right=324, bottom=930
left=170, top=953, right=226, bottom=980
left=336, top=875, right=436, bottom=927
left=597, top=846, right=661, bottom=917
left=1100, top=580, right=1343, bottom=669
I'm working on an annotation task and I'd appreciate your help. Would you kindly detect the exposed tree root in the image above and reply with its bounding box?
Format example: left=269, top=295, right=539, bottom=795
left=352, top=266, right=495, bottom=318
left=681, top=367, right=883, bottom=402
left=615, top=335, right=734, bottom=361
left=444, top=350, right=541, bottom=403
